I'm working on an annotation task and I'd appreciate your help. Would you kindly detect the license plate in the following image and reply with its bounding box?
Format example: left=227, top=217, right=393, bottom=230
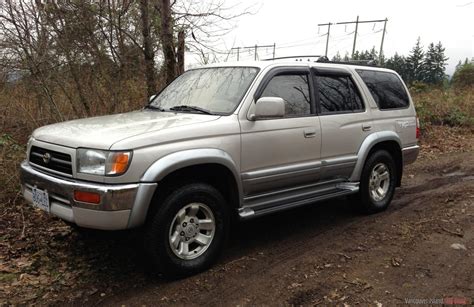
left=32, top=186, right=50, bottom=213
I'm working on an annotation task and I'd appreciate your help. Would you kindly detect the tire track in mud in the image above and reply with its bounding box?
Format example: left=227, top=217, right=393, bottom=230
left=103, top=152, right=474, bottom=306
left=200, top=169, right=474, bottom=305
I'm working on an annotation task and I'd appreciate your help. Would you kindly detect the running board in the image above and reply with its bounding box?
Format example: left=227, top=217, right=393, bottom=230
left=238, top=182, right=359, bottom=220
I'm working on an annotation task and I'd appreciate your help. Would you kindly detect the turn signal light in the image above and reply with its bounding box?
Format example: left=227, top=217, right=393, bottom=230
left=108, top=152, right=131, bottom=175
left=74, top=190, right=101, bottom=204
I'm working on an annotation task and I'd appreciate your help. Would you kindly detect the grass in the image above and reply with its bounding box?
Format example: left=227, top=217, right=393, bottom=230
left=411, top=86, right=474, bottom=128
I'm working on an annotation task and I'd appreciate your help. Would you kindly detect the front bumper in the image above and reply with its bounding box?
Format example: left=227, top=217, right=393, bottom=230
left=20, top=161, right=156, bottom=230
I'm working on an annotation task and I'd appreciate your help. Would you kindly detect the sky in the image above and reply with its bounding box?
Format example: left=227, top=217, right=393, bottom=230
left=188, top=0, right=474, bottom=76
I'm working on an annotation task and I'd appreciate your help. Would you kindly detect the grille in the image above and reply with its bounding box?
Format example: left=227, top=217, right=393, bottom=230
left=29, top=146, right=73, bottom=175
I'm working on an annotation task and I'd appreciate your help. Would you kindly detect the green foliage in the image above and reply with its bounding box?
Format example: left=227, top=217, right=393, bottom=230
left=351, top=47, right=381, bottom=62
left=349, top=38, right=448, bottom=86
left=406, top=38, right=425, bottom=84
left=445, top=106, right=472, bottom=127
left=410, top=81, right=430, bottom=93
left=422, top=42, right=448, bottom=84
left=451, top=60, right=474, bottom=88
left=411, top=87, right=474, bottom=128
left=384, top=53, right=409, bottom=80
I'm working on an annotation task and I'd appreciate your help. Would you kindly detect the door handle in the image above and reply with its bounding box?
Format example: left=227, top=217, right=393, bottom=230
left=304, top=129, right=317, bottom=138
left=362, top=124, right=372, bottom=131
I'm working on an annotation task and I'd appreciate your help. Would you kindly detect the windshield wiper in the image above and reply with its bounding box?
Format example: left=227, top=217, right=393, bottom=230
left=169, top=105, right=214, bottom=115
left=144, top=104, right=165, bottom=111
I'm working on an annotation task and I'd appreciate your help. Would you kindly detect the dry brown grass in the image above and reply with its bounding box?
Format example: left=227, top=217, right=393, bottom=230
left=0, top=77, right=148, bottom=202
left=411, top=86, right=474, bottom=128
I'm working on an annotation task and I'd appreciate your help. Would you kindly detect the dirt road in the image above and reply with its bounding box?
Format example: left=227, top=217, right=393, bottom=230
left=87, top=151, right=472, bottom=306
left=1, top=147, right=473, bottom=305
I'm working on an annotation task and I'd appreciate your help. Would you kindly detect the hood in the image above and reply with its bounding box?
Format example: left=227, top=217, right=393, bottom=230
left=32, top=110, right=220, bottom=150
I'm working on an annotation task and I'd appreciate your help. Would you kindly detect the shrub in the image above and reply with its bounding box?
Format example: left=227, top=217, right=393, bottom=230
left=452, top=62, right=474, bottom=89
left=411, top=86, right=473, bottom=128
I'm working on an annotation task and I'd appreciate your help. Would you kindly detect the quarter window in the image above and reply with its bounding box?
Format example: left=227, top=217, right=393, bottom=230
left=261, top=74, right=311, bottom=116
left=356, top=69, right=409, bottom=109
left=316, top=75, right=364, bottom=113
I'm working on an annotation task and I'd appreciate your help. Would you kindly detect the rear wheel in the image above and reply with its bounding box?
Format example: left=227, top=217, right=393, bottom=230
left=144, top=183, right=228, bottom=277
left=357, top=150, right=397, bottom=214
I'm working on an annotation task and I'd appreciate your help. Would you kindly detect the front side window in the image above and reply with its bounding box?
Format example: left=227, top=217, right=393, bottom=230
left=356, top=69, right=409, bottom=109
left=150, top=67, right=259, bottom=114
left=261, top=74, right=311, bottom=116
left=317, top=75, right=364, bottom=113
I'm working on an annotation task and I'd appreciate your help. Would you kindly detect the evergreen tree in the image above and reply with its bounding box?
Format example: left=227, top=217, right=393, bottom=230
left=343, top=52, right=350, bottom=61
left=351, top=47, right=378, bottom=61
left=384, top=53, right=409, bottom=81
left=433, top=41, right=448, bottom=82
left=422, top=41, right=448, bottom=84
left=331, top=51, right=342, bottom=62
left=451, top=59, right=474, bottom=88
left=352, top=51, right=361, bottom=60
left=368, top=46, right=378, bottom=60
left=422, top=42, right=438, bottom=83
left=406, top=37, right=425, bottom=84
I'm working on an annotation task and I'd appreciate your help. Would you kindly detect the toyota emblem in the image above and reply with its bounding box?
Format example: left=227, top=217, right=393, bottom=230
left=42, top=152, right=51, bottom=164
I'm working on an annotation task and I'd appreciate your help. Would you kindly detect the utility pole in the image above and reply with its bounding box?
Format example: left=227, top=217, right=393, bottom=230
left=379, top=18, right=388, bottom=63
left=230, top=44, right=276, bottom=61
left=319, top=17, right=387, bottom=60
left=352, top=15, right=359, bottom=58
left=317, top=22, right=332, bottom=57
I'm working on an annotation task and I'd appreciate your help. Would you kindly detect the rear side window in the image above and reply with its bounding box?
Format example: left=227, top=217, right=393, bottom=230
left=316, top=75, right=364, bottom=113
left=356, top=70, right=409, bottom=110
left=261, top=74, right=311, bottom=116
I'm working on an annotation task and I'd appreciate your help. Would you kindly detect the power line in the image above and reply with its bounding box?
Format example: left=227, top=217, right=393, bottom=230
left=230, top=44, right=275, bottom=61
left=318, top=16, right=388, bottom=60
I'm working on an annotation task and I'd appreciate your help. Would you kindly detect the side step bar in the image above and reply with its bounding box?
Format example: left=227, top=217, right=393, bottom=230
left=238, top=182, right=359, bottom=220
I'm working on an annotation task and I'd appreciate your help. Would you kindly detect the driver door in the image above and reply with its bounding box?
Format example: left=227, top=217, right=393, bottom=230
left=240, top=67, right=322, bottom=197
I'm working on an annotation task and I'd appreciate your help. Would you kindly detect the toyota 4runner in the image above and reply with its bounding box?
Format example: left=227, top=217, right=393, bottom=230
left=20, top=57, right=420, bottom=276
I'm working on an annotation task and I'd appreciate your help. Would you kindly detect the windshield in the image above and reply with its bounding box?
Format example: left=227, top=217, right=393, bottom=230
left=149, top=67, right=259, bottom=114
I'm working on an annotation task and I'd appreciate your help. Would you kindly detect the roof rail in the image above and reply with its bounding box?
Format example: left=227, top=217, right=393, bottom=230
left=262, top=55, right=378, bottom=66
left=329, top=59, right=379, bottom=66
left=262, top=55, right=326, bottom=61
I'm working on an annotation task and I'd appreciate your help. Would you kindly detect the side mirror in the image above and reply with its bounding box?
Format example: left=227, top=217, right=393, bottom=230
left=250, top=97, right=285, bottom=120
left=149, top=94, right=157, bottom=102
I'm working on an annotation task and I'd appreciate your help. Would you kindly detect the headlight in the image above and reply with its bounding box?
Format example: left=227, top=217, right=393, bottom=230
left=77, top=149, right=132, bottom=176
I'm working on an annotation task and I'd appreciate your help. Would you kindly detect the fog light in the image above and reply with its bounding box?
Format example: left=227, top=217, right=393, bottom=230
left=74, top=190, right=101, bottom=204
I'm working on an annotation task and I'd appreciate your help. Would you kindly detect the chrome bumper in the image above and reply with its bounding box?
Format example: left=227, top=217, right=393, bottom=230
left=20, top=161, right=156, bottom=230
left=402, top=145, right=420, bottom=165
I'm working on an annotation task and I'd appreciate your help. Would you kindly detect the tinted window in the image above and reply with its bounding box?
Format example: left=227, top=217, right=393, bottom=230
left=261, top=74, right=311, bottom=116
left=356, top=70, right=409, bottom=109
left=317, top=76, right=364, bottom=113
left=349, top=79, right=364, bottom=111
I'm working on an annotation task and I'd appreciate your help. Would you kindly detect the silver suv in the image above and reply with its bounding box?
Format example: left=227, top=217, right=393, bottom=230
left=20, top=58, right=420, bottom=276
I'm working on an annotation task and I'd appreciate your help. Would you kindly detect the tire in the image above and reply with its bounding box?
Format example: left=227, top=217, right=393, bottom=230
left=357, top=150, right=397, bottom=214
left=144, top=183, right=229, bottom=277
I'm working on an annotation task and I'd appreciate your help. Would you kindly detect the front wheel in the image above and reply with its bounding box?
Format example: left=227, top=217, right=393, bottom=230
left=144, top=183, right=228, bottom=277
left=357, top=150, right=397, bottom=214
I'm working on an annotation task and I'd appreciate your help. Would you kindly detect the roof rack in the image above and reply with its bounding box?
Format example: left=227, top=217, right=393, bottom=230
left=262, top=55, right=326, bottom=61
left=263, top=55, right=378, bottom=66
left=328, top=59, right=379, bottom=66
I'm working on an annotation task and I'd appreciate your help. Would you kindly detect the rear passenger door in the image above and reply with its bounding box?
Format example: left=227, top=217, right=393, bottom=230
left=313, top=67, right=373, bottom=181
